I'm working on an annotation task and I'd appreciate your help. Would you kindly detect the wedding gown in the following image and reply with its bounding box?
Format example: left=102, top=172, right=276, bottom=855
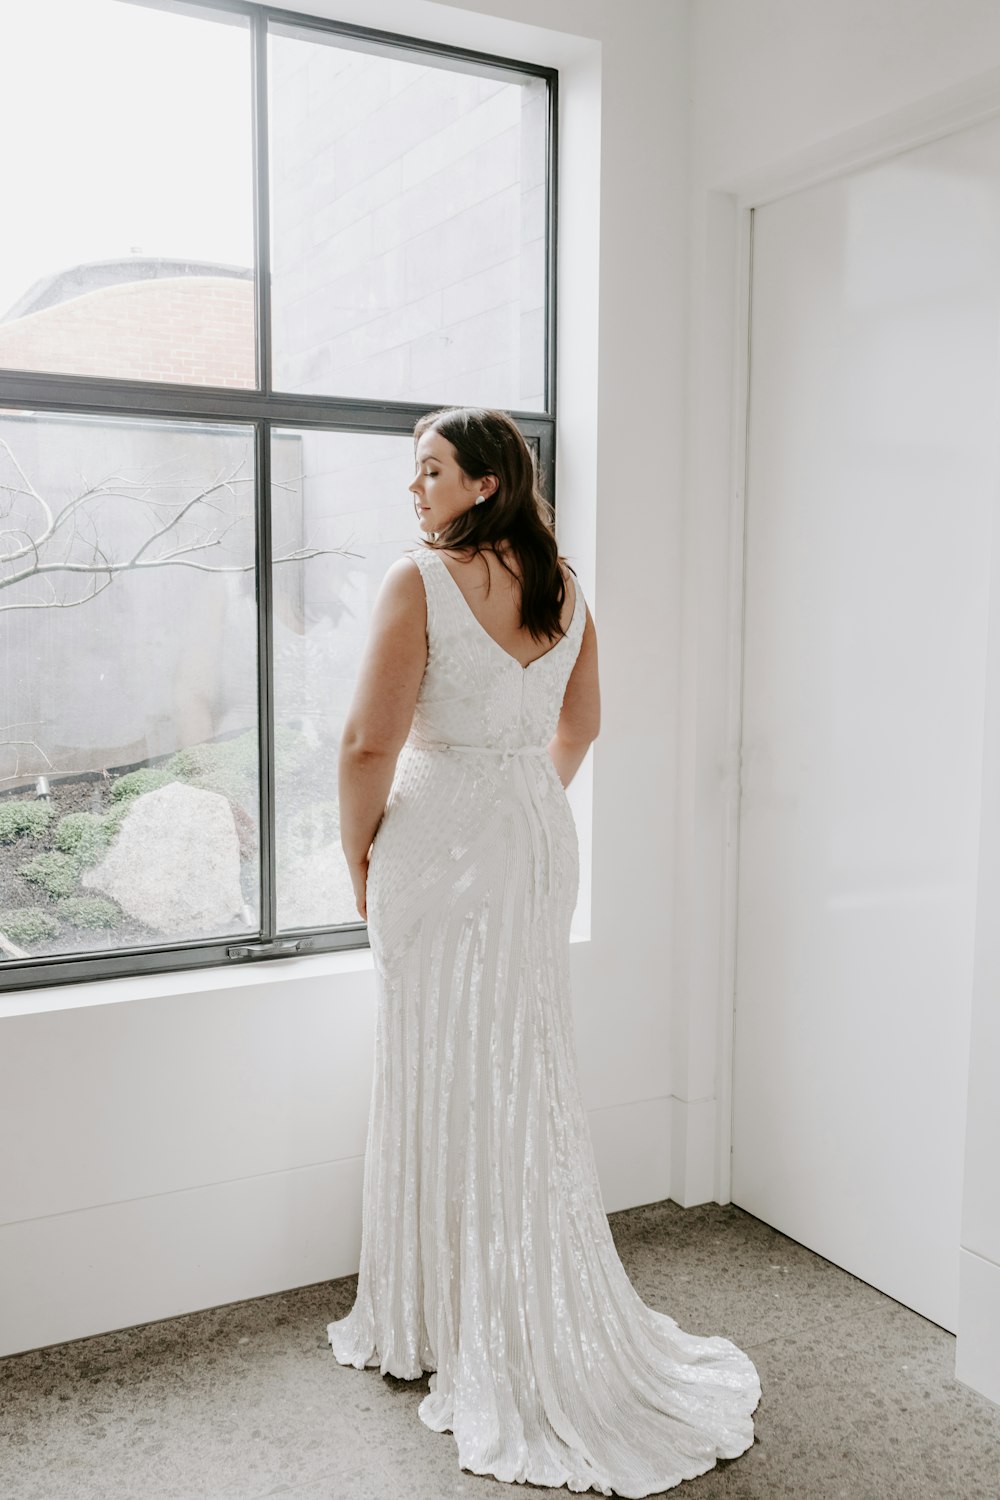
left=328, top=544, right=761, bottom=1496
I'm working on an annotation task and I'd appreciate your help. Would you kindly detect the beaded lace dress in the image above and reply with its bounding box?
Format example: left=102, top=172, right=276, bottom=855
left=327, top=544, right=761, bottom=1496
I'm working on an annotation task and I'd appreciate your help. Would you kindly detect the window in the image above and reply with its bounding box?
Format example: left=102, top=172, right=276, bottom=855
left=0, top=0, right=556, bottom=991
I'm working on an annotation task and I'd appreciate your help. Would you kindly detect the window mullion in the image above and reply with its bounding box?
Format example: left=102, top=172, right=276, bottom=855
left=250, top=4, right=273, bottom=398
left=255, top=420, right=277, bottom=944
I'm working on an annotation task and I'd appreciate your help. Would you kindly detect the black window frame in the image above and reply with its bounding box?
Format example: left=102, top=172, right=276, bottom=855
left=0, top=0, right=558, bottom=994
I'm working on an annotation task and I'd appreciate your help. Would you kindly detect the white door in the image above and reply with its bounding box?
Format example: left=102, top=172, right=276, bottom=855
left=731, top=117, right=1000, bottom=1331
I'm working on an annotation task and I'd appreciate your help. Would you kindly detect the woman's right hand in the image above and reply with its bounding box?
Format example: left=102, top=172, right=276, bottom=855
left=349, top=855, right=369, bottom=921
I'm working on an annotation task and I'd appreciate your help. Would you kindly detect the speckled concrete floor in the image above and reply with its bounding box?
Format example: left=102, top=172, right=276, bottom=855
left=2, top=1201, right=998, bottom=1500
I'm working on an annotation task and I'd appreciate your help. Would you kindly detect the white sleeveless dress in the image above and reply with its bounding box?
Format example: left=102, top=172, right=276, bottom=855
left=327, top=545, right=761, bottom=1496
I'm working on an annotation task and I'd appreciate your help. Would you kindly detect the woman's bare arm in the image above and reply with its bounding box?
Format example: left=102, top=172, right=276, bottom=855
left=549, top=596, right=600, bottom=788
left=339, top=557, right=428, bottom=874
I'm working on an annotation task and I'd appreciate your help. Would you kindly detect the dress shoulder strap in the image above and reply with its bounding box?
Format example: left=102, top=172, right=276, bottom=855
left=404, top=545, right=449, bottom=642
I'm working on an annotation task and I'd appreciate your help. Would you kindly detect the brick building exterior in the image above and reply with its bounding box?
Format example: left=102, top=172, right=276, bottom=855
left=0, top=259, right=255, bottom=388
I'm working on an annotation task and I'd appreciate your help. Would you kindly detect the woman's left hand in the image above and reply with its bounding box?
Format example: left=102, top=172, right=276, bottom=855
left=350, top=856, right=369, bottom=920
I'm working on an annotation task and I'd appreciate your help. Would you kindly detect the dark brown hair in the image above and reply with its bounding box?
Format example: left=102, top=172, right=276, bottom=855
left=412, top=406, right=576, bottom=647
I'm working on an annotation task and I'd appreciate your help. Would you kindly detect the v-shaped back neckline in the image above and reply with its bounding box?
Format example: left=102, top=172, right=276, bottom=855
left=430, top=548, right=580, bottom=673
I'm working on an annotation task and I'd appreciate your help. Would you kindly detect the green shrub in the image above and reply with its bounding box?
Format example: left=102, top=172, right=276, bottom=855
left=274, top=724, right=314, bottom=773
left=102, top=801, right=131, bottom=835
left=109, top=767, right=176, bottom=802
left=0, top=801, right=55, bottom=842
left=165, top=726, right=312, bottom=803
left=285, top=800, right=340, bottom=849
left=165, top=727, right=256, bottom=778
left=19, top=850, right=82, bottom=898
left=57, top=895, right=121, bottom=930
left=54, top=811, right=120, bottom=866
left=0, top=906, right=60, bottom=944
left=165, top=735, right=255, bottom=805
left=163, top=746, right=208, bottom=781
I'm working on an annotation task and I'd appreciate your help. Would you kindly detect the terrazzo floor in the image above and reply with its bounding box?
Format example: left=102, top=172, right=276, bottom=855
left=2, top=1201, right=998, bottom=1500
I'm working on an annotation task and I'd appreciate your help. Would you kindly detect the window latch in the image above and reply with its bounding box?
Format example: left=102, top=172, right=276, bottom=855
left=227, top=939, right=302, bottom=961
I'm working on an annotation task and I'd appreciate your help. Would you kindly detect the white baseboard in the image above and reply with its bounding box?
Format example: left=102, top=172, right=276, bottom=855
left=669, top=1096, right=717, bottom=1206
left=587, top=1095, right=672, bottom=1214
left=0, top=1155, right=364, bottom=1359
left=956, top=1246, right=1000, bottom=1406
left=1, top=1097, right=676, bottom=1358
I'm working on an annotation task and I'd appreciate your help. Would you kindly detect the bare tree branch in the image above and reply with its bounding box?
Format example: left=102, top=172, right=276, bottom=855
left=0, top=449, right=362, bottom=611
left=0, top=442, right=366, bottom=783
left=0, top=733, right=55, bottom=785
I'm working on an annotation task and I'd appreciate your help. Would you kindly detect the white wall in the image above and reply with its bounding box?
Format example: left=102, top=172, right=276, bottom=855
left=680, top=0, right=1000, bottom=1400
left=0, top=0, right=691, bottom=1357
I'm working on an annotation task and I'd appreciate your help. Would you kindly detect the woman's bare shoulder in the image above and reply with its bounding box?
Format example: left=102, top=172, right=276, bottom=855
left=378, top=552, right=428, bottom=607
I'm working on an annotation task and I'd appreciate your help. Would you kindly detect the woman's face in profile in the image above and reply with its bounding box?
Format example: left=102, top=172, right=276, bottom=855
left=409, top=430, right=482, bottom=535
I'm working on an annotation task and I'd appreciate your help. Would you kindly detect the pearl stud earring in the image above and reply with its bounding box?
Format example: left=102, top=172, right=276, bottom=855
left=474, top=495, right=486, bottom=505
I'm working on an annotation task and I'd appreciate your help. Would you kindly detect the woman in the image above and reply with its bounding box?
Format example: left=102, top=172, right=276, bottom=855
left=328, top=407, right=760, bottom=1496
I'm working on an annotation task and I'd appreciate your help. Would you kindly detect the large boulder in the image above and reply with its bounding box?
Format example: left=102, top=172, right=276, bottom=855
left=82, top=782, right=244, bottom=934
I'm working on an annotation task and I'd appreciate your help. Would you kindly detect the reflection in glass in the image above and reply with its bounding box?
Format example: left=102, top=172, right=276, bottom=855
left=0, top=412, right=259, bottom=961
left=269, top=22, right=548, bottom=409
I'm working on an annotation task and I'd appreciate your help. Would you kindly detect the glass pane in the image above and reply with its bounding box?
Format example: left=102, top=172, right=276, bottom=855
left=271, top=428, right=418, bottom=931
left=268, top=23, right=548, bottom=409
left=0, top=1, right=254, bottom=388
left=0, top=411, right=260, bottom=962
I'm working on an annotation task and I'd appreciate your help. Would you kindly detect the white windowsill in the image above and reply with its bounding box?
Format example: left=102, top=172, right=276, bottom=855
left=0, top=943, right=375, bottom=1020
left=0, top=926, right=591, bottom=1019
